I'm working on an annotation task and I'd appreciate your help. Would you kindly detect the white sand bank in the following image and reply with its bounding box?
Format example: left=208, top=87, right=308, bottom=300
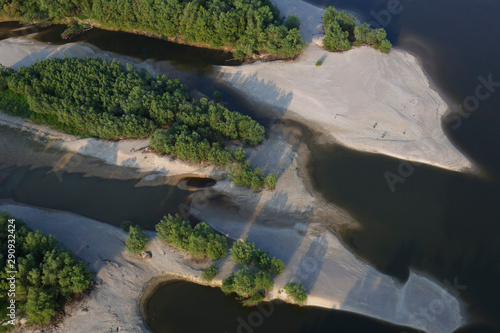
left=0, top=39, right=220, bottom=179
left=216, top=0, right=474, bottom=172
left=0, top=199, right=466, bottom=333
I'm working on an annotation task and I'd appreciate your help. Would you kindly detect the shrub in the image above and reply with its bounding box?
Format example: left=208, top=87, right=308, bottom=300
left=242, top=293, right=265, bottom=306
left=315, top=60, right=323, bottom=66
left=125, top=225, right=149, bottom=253
left=284, top=14, right=300, bottom=30
left=230, top=239, right=256, bottom=265
left=284, top=282, right=308, bottom=303
left=121, top=221, right=132, bottom=232
left=264, top=173, right=277, bottom=190
left=202, top=265, right=218, bottom=282
left=270, top=257, right=286, bottom=275
left=379, top=39, right=393, bottom=53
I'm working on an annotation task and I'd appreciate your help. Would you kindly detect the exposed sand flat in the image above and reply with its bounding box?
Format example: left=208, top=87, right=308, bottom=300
left=216, top=0, right=474, bottom=172
left=0, top=200, right=466, bottom=333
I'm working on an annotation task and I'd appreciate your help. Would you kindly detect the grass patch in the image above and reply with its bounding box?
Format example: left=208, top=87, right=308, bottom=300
left=315, top=59, right=323, bottom=66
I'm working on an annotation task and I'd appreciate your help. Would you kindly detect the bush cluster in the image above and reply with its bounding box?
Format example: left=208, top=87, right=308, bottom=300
left=230, top=239, right=285, bottom=275
left=0, top=213, right=92, bottom=325
left=322, top=6, right=392, bottom=53
left=228, top=161, right=277, bottom=190
left=221, top=266, right=273, bottom=299
left=284, top=282, right=308, bottom=303
left=156, top=214, right=227, bottom=260
left=201, top=265, right=218, bottom=282
left=0, top=0, right=306, bottom=59
left=0, top=58, right=264, bottom=143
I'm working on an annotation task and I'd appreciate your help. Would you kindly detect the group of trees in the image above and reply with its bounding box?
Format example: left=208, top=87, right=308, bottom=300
left=0, top=58, right=279, bottom=190
left=220, top=239, right=286, bottom=304
left=0, top=0, right=305, bottom=59
left=230, top=239, right=284, bottom=275
left=0, top=213, right=92, bottom=325
left=0, top=58, right=264, bottom=142
left=322, top=6, right=392, bottom=53
left=155, top=214, right=228, bottom=260
left=228, top=160, right=277, bottom=190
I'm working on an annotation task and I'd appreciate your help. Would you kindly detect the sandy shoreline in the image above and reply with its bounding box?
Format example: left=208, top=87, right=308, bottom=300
left=215, top=0, right=475, bottom=173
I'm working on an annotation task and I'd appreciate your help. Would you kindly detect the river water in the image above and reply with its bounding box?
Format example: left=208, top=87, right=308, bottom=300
left=302, top=0, right=500, bottom=329
left=0, top=0, right=499, bottom=330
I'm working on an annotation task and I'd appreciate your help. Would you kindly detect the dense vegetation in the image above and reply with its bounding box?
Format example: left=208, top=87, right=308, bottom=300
left=0, top=0, right=306, bottom=59
left=221, top=266, right=273, bottom=300
left=0, top=58, right=264, bottom=141
left=322, top=6, right=392, bottom=53
left=0, top=213, right=92, bottom=326
left=156, top=214, right=227, bottom=260
left=230, top=239, right=285, bottom=275
left=125, top=225, right=149, bottom=254
left=284, top=282, right=307, bottom=303
left=0, top=58, right=278, bottom=189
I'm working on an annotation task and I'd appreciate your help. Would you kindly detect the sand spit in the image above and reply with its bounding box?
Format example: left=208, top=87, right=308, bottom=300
left=216, top=0, right=474, bottom=173
left=0, top=196, right=466, bottom=333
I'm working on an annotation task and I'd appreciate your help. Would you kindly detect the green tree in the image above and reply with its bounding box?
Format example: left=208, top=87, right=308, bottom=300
left=284, top=282, right=308, bottom=303
left=284, top=14, right=300, bottom=30
left=230, top=239, right=255, bottom=265
left=255, top=270, right=274, bottom=291
left=201, top=265, right=218, bottom=282
left=233, top=266, right=257, bottom=297
left=270, top=257, right=286, bottom=275
left=264, top=173, right=277, bottom=190
left=125, top=225, right=149, bottom=254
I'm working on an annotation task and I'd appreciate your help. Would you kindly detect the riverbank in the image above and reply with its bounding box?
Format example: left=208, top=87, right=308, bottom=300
left=216, top=0, right=475, bottom=173
left=0, top=195, right=466, bottom=333
left=0, top=25, right=470, bottom=333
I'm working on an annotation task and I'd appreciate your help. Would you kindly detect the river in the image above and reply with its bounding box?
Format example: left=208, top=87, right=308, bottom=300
left=0, top=0, right=499, bottom=331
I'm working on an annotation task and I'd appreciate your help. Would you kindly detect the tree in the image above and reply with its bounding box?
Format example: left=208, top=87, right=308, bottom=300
left=284, top=14, right=300, bottom=30
left=125, top=225, right=149, bottom=254
left=156, top=214, right=192, bottom=250
left=201, top=265, right=218, bottom=282
left=230, top=239, right=255, bottom=265
left=379, top=39, right=392, bottom=53
left=221, top=276, right=235, bottom=295
left=232, top=267, right=256, bottom=297
left=255, top=270, right=274, bottom=291
left=284, top=282, right=307, bottom=303
left=270, top=257, right=286, bottom=275
left=264, top=173, right=277, bottom=190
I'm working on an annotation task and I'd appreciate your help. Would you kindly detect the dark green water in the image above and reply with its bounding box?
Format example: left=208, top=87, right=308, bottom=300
left=145, top=280, right=422, bottom=333
left=0, top=165, right=191, bottom=230
left=302, top=0, right=500, bottom=329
